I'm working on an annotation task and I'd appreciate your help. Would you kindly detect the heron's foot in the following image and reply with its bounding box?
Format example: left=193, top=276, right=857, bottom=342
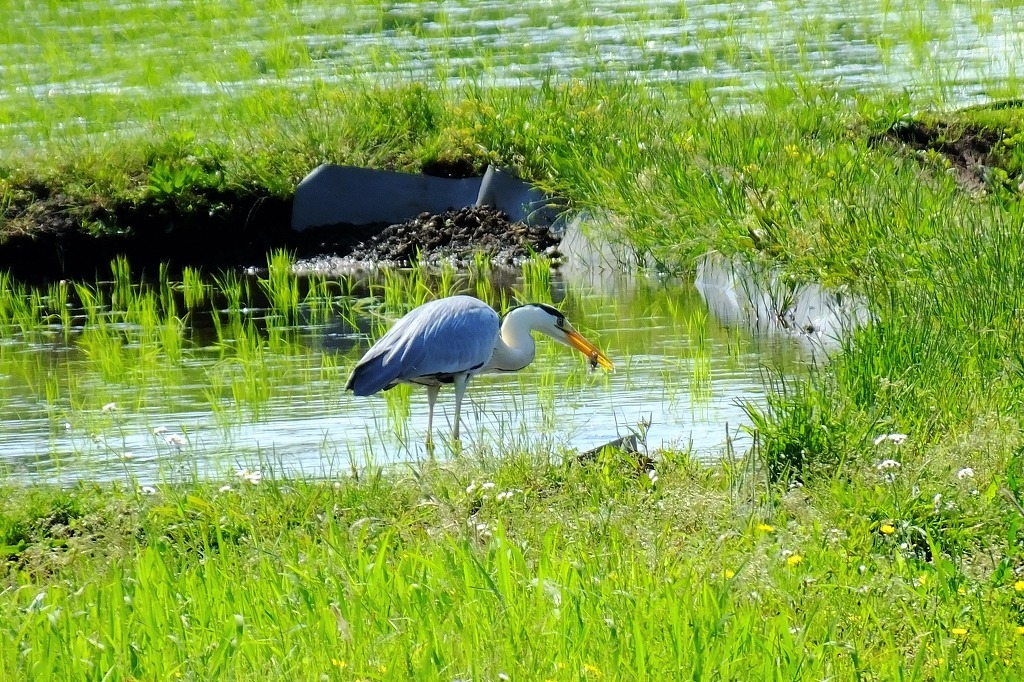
left=449, top=435, right=464, bottom=455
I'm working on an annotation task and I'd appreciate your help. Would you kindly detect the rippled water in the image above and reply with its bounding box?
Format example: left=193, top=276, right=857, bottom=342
left=0, top=263, right=813, bottom=483
left=1, top=0, right=1022, bottom=140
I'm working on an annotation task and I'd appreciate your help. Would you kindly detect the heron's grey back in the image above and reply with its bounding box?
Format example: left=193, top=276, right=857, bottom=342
left=346, top=296, right=500, bottom=395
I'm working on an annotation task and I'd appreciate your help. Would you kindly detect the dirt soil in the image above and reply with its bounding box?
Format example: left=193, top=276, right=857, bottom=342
left=0, top=187, right=559, bottom=282
left=346, top=205, right=559, bottom=265
left=886, top=119, right=1002, bottom=192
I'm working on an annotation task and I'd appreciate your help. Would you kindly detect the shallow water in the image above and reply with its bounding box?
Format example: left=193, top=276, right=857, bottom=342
left=0, top=264, right=814, bottom=483
left=1, top=0, right=1022, bottom=141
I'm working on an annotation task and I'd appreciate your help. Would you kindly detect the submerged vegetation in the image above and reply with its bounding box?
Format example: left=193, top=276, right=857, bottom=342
left=3, top=0, right=1024, bottom=678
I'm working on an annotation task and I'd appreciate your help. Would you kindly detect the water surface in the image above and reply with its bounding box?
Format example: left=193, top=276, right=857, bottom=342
left=0, top=264, right=812, bottom=483
left=1, top=0, right=1022, bottom=141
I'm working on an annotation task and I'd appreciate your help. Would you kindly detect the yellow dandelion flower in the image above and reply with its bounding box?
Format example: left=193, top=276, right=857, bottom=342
left=724, top=569, right=736, bottom=579
left=331, top=658, right=347, bottom=669
left=583, top=663, right=603, bottom=678
left=756, top=523, right=775, bottom=533
left=957, top=587, right=966, bottom=596
left=786, top=554, right=803, bottom=567
left=784, top=144, right=800, bottom=157
left=951, top=627, right=968, bottom=636
left=880, top=524, right=895, bottom=535
left=1014, top=580, right=1024, bottom=592
left=1016, top=626, right=1024, bottom=635
left=917, top=574, right=928, bottom=587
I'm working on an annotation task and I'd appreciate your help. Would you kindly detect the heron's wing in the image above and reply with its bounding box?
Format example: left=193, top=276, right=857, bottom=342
left=346, top=296, right=500, bottom=396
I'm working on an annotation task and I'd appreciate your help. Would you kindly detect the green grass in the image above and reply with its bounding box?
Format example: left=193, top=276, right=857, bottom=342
left=3, top=435, right=1024, bottom=680
left=6, top=80, right=1024, bottom=674
left=4, top=0, right=1024, bottom=677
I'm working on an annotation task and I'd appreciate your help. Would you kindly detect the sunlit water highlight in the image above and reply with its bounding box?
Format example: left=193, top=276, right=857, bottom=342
left=0, top=266, right=815, bottom=484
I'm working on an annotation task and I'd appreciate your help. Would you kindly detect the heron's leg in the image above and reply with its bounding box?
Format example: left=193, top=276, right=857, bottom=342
left=425, top=384, right=440, bottom=448
left=452, top=374, right=470, bottom=441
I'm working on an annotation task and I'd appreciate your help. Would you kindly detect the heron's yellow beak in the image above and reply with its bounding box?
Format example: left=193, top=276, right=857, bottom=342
left=563, top=327, right=614, bottom=371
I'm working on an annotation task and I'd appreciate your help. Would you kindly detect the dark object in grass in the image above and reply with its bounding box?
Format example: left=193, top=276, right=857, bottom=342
left=577, top=421, right=655, bottom=475
left=346, top=205, right=559, bottom=265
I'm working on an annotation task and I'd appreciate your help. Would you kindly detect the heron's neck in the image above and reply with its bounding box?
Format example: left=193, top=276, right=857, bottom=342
left=486, top=315, right=537, bottom=372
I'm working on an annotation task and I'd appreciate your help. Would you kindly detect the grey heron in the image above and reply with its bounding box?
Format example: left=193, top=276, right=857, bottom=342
left=346, top=295, right=613, bottom=444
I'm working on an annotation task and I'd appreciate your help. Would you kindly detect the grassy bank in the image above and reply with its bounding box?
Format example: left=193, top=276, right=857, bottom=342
left=4, top=435, right=1024, bottom=680
left=5, top=1, right=1024, bottom=678
left=9, top=80, right=1023, bottom=425
left=4, top=82, right=1024, bottom=676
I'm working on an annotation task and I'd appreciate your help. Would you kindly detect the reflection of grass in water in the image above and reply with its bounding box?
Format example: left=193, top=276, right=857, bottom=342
left=0, top=259, right=801, bottom=476
left=0, top=259, right=333, bottom=463
left=685, top=308, right=712, bottom=404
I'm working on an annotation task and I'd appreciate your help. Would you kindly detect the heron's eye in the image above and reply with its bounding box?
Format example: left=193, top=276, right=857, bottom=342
left=556, top=317, right=564, bottom=328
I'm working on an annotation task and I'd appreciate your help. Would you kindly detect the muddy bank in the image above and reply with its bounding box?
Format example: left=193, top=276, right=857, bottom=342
left=0, top=188, right=557, bottom=283
left=346, top=205, right=558, bottom=265
left=0, top=187, right=296, bottom=282
left=886, top=102, right=1024, bottom=195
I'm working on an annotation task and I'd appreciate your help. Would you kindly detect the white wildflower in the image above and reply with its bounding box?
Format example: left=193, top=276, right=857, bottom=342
left=164, top=434, right=185, bottom=449
left=933, top=493, right=942, bottom=511
left=102, top=402, right=117, bottom=412
left=465, top=482, right=477, bottom=495
left=140, top=485, right=157, bottom=495
left=153, top=426, right=168, bottom=435
left=481, top=481, right=496, bottom=490
left=219, top=485, right=232, bottom=493
left=876, top=459, right=901, bottom=471
left=237, top=469, right=262, bottom=484
left=956, top=467, right=975, bottom=479
left=873, top=433, right=908, bottom=446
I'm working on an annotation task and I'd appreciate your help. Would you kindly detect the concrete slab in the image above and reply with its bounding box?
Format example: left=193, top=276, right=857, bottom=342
left=291, top=164, right=562, bottom=231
